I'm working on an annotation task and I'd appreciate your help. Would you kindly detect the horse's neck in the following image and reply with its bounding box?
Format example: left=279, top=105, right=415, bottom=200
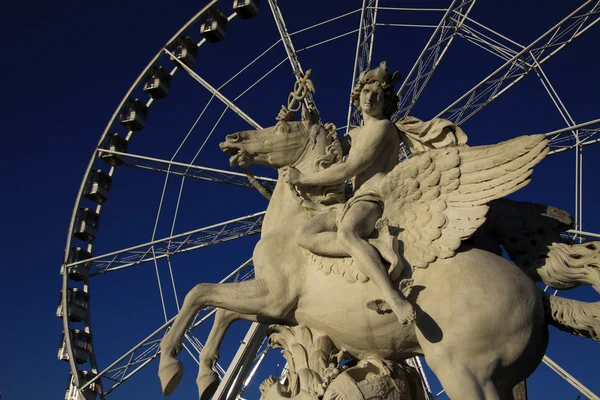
left=262, top=140, right=326, bottom=236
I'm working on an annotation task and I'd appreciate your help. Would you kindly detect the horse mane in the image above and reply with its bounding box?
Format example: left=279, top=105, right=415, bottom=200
left=293, top=122, right=346, bottom=207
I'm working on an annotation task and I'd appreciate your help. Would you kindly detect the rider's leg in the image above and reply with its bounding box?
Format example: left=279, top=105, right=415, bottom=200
left=337, top=201, right=415, bottom=326
left=296, top=210, right=350, bottom=257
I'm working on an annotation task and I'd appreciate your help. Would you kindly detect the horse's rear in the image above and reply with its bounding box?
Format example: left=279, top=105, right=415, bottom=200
left=413, top=246, right=548, bottom=399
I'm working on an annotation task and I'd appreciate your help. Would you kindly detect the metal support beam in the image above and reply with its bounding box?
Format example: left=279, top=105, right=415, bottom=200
left=437, top=0, right=600, bottom=124
left=393, top=0, right=476, bottom=120
left=267, top=0, right=317, bottom=110
left=542, top=355, right=599, bottom=399
left=544, top=118, right=600, bottom=154
left=78, top=260, right=256, bottom=395
left=164, top=48, right=262, bottom=129
left=406, top=357, right=432, bottom=399
left=213, top=323, right=269, bottom=400
left=97, top=149, right=277, bottom=192
left=66, top=213, right=265, bottom=275
left=346, top=0, right=379, bottom=131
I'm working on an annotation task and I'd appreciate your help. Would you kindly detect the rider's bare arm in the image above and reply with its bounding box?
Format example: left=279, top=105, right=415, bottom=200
left=297, top=120, right=392, bottom=186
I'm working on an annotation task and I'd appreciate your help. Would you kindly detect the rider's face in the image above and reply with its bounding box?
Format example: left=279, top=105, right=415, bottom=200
left=360, top=82, right=385, bottom=118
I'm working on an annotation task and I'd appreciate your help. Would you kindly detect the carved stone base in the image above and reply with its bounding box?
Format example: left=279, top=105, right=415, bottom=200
left=260, top=325, right=426, bottom=400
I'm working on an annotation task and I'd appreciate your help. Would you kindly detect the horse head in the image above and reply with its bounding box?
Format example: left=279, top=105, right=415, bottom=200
left=219, top=105, right=341, bottom=173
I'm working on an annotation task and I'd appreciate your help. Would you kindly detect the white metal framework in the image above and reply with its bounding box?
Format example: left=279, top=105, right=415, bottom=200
left=59, top=1, right=600, bottom=399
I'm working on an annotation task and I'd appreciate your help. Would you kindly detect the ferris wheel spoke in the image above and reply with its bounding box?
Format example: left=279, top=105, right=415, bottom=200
left=392, top=0, right=476, bottom=121
left=437, top=0, right=600, bottom=125
left=164, top=47, right=263, bottom=129
left=542, top=355, right=599, bottom=399
left=96, top=149, right=276, bottom=192
left=73, top=213, right=264, bottom=276
left=345, top=0, right=380, bottom=131
left=266, top=0, right=319, bottom=112
left=212, top=323, right=269, bottom=400
left=77, top=259, right=255, bottom=396
left=565, top=229, right=600, bottom=243
left=545, top=118, right=600, bottom=155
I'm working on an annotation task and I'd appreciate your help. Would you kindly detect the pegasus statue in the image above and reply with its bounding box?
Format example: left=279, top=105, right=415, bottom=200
left=157, top=63, right=600, bottom=400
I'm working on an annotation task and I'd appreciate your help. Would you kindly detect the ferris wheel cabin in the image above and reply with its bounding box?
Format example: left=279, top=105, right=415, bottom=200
left=58, top=329, right=93, bottom=365
left=201, top=8, right=228, bottom=43
left=119, top=98, right=148, bottom=131
left=56, top=288, right=90, bottom=322
left=83, top=169, right=112, bottom=204
left=61, top=247, right=92, bottom=281
left=143, top=66, right=172, bottom=99
left=233, top=0, right=260, bottom=19
left=64, top=371, right=99, bottom=400
left=170, top=36, right=198, bottom=68
left=73, top=208, right=100, bottom=242
left=99, top=133, right=128, bottom=166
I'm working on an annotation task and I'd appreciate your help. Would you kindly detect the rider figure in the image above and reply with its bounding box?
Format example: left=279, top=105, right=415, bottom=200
left=281, top=62, right=415, bottom=326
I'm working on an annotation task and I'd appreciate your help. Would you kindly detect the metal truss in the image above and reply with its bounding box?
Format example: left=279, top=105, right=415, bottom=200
left=406, top=357, right=433, bottom=400
left=545, top=119, right=600, bottom=155
left=267, top=0, right=317, bottom=110
left=98, top=149, right=277, bottom=192
left=212, top=323, right=270, bottom=400
left=78, top=260, right=256, bottom=396
left=392, top=0, right=476, bottom=120
left=345, top=0, right=379, bottom=131
left=66, top=213, right=264, bottom=275
left=543, top=355, right=599, bottom=399
left=164, top=48, right=263, bottom=130
left=437, top=0, right=600, bottom=124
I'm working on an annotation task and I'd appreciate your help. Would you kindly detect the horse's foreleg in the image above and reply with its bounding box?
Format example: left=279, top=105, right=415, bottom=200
left=159, top=279, right=287, bottom=395
left=198, top=309, right=263, bottom=400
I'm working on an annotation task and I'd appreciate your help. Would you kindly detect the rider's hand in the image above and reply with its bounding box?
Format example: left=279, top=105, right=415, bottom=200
left=281, top=167, right=302, bottom=185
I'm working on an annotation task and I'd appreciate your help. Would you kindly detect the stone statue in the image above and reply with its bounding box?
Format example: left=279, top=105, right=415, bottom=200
left=158, top=63, right=600, bottom=400
left=282, top=62, right=415, bottom=326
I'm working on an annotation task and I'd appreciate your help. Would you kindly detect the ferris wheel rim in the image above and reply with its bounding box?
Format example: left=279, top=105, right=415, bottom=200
left=59, top=0, right=600, bottom=398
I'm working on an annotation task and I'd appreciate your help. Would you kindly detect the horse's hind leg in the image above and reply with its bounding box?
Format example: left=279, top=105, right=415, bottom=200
left=197, top=309, right=260, bottom=400
left=424, top=346, right=502, bottom=400
left=159, top=279, right=289, bottom=395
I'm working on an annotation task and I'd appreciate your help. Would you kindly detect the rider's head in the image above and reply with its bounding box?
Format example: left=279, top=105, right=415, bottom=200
left=351, top=61, right=401, bottom=120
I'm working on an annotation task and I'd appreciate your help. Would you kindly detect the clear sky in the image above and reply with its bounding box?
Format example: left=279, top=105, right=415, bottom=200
left=1, top=0, right=599, bottom=399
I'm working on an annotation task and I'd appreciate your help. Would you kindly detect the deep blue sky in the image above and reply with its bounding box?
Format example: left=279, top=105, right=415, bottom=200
left=1, top=1, right=599, bottom=399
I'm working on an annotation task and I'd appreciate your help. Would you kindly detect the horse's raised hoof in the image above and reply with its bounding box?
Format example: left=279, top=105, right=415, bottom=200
left=159, top=356, right=184, bottom=396
left=197, top=369, right=220, bottom=400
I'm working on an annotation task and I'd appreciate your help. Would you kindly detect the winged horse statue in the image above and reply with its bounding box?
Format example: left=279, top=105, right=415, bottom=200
left=157, top=65, right=600, bottom=400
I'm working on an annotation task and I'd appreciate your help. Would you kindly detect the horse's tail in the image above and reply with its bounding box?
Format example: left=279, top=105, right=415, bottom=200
left=541, top=291, right=600, bottom=342
left=528, top=241, right=600, bottom=292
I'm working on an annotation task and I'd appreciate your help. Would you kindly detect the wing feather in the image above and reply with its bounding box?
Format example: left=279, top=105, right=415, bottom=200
left=381, top=134, right=548, bottom=271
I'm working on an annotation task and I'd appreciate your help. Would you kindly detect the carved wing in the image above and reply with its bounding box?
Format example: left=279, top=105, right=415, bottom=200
left=380, top=134, right=549, bottom=271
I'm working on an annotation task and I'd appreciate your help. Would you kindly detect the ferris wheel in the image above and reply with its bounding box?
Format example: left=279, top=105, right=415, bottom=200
left=57, top=1, right=600, bottom=399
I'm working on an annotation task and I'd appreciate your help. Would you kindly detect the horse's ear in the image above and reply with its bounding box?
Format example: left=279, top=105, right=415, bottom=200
left=301, top=103, right=319, bottom=128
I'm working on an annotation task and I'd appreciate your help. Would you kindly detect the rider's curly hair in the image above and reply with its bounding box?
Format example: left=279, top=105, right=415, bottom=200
left=351, top=79, right=399, bottom=120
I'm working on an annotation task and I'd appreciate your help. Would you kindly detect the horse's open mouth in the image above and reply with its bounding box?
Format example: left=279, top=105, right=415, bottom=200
left=219, top=143, right=253, bottom=167
left=220, top=142, right=239, bottom=155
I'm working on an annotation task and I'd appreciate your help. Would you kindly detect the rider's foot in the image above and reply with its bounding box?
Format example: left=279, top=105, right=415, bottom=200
left=366, top=298, right=415, bottom=326
left=392, top=299, right=416, bottom=327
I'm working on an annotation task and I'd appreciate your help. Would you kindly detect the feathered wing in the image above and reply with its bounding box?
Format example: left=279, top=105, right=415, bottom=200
left=380, top=134, right=549, bottom=273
